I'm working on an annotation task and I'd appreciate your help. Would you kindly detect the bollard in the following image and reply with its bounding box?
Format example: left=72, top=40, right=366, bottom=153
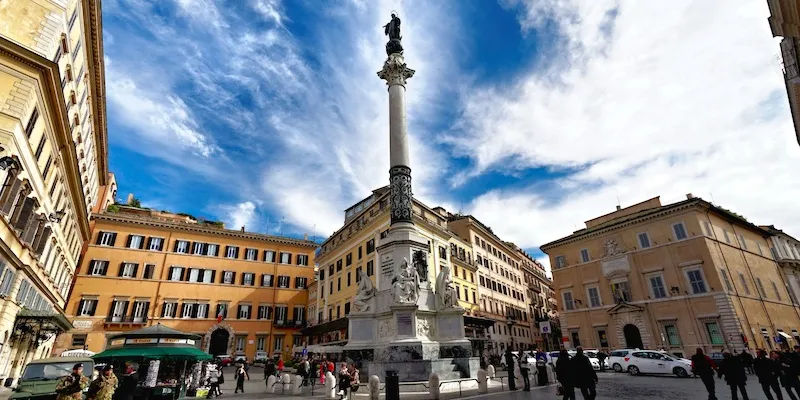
left=385, top=370, right=399, bottom=400
left=369, top=375, right=380, bottom=400
left=546, top=363, right=556, bottom=384
left=428, top=373, right=440, bottom=399
left=281, top=374, right=292, bottom=395
left=266, top=375, right=277, bottom=393
left=325, top=371, right=337, bottom=399
left=292, top=374, right=303, bottom=395
left=487, top=365, right=496, bottom=379
left=477, top=369, right=488, bottom=394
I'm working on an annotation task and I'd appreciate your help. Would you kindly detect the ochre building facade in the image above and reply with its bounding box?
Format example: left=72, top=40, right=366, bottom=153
left=542, top=195, right=800, bottom=359
left=55, top=207, right=317, bottom=361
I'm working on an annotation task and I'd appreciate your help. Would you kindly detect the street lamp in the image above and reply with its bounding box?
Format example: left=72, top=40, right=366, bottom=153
left=0, top=155, right=21, bottom=171
left=48, top=210, right=66, bottom=223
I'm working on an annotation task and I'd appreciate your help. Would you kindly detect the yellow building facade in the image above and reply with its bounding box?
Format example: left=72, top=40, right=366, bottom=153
left=0, top=0, right=107, bottom=384
left=55, top=207, right=318, bottom=360
left=542, top=195, right=800, bottom=359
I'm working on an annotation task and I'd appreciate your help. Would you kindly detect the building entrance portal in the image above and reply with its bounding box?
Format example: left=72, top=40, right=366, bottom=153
left=209, top=329, right=229, bottom=356
left=623, top=324, right=644, bottom=349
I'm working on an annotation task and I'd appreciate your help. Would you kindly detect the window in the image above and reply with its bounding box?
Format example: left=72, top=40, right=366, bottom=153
left=277, top=276, right=290, bottom=288
left=358, top=246, right=363, bottom=259
left=181, top=303, right=195, bottom=318
left=25, top=108, right=39, bottom=138
left=225, top=246, right=239, bottom=259
left=336, top=260, right=343, bottom=271
left=89, top=260, right=108, bottom=276
left=275, top=306, right=288, bottom=321
left=215, top=303, right=228, bottom=319
left=223, top=271, right=235, bottom=284
left=366, top=261, right=374, bottom=276
left=555, top=256, right=566, bottom=269
left=649, top=275, right=667, bottom=299
left=723, top=231, right=731, bottom=244
left=264, top=250, right=275, bottom=263
left=206, top=244, right=218, bottom=256
left=236, top=336, right=246, bottom=352
left=756, top=243, right=764, bottom=256
left=119, top=263, right=137, bottom=278
left=148, top=238, right=164, bottom=251
left=34, top=136, right=47, bottom=160
left=238, top=304, right=251, bottom=319
left=202, top=269, right=213, bottom=283
left=280, top=252, right=292, bottom=264
left=274, top=336, right=284, bottom=353
left=587, top=286, right=601, bottom=308
left=140, top=264, right=154, bottom=279
left=702, top=221, right=713, bottom=236
left=242, top=273, right=255, bottom=286
left=261, top=274, right=274, bottom=287
left=295, top=277, right=307, bottom=289
left=756, top=278, right=767, bottom=298
left=162, top=302, right=177, bottom=318
left=71, top=334, right=87, bottom=347
left=686, top=269, right=707, bottom=294
left=77, top=298, right=97, bottom=316
left=720, top=269, right=733, bottom=292
left=196, top=303, right=209, bottom=318
left=705, top=321, right=724, bottom=345
left=355, top=267, right=362, bottom=282
left=258, top=305, right=272, bottom=320
left=664, top=324, right=681, bottom=346
left=347, top=272, right=351, bottom=287
left=562, top=291, right=575, bottom=311
left=610, top=280, right=632, bottom=302
left=772, top=281, right=783, bottom=301
left=297, top=254, right=308, bottom=266
left=570, top=330, right=581, bottom=347
left=579, top=249, right=590, bottom=263
left=366, top=239, right=375, bottom=254
left=738, top=234, right=748, bottom=250
left=175, top=240, right=189, bottom=254
left=256, top=336, right=266, bottom=351
left=192, top=242, right=205, bottom=255
left=132, top=301, right=149, bottom=322
left=97, top=232, right=116, bottom=246
left=738, top=273, right=751, bottom=295
left=337, top=277, right=341, bottom=291
left=293, top=306, right=305, bottom=321
left=346, top=253, right=352, bottom=266
left=169, top=267, right=184, bottom=281
left=638, top=233, right=651, bottom=249
left=245, top=248, right=257, bottom=261
left=673, top=223, right=688, bottom=240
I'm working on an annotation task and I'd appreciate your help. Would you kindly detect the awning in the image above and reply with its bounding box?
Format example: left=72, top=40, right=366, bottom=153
left=300, top=317, right=348, bottom=336
left=16, top=309, right=72, bottom=331
left=779, top=331, right=793, bottom=339
left=93, top=346, right=212, bottom=361
left=464, top=315, right=496, bottom=328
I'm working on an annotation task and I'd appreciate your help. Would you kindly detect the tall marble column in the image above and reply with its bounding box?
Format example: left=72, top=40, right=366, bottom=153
left=378, top=54, right=415, bottom=227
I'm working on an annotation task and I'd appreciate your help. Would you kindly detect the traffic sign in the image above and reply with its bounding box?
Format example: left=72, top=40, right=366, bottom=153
left=539, top=321, right=551, bottom=334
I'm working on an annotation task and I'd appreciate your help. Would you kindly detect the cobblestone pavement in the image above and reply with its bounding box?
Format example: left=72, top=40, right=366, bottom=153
left=213, top=368, right=786, bottom=400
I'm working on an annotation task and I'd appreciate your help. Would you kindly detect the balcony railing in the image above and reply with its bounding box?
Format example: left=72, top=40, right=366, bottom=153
left=274, top=319, right=307, bottom=328
left=105, top=315, right=147, bottom=325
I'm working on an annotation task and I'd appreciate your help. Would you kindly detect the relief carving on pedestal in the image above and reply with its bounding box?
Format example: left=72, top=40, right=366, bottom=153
left=378, top=319, right=395, bottom=338
left=417, top=317, right=435, bottom=338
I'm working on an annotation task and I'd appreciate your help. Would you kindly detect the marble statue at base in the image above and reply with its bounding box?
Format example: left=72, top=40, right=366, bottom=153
left=353, top=269, right=376, bottom=312
left=392, top=258, right=420, bottom=304
left=436, top=265, right=459, bottom=309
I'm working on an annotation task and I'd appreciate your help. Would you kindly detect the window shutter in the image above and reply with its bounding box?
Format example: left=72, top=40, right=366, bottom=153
left=125, top=235, right=132, bottom=248
left=132, top=264, right=139, bottom=278
left=109, top=301, right=117, bottom=316
left=216, top=304, right=222, bottom=317
left=101, top=262, right=109, bottom=275
left=34, top=227, right=51, bottom=254
left=122, top=301, right=129, bottom=317
left=287, top=254, right=293, bottom=265
left=89, top=300, right=97, bottom=316
left=173, top=241, right=180, bottom=252
left=118, top=263, right=125, bottom=277
left=210, top=270, right=216, bottom=283
left=234, top=247, right=240, bottom=259
left=110, top=233, right=117, bottom=246
left=247, top=306, right=252, bottom=319
left=146, top=237, right=153, bottom=250
left=139, top=237, right=146, bottom=250
left=181, top=303, right=187, bottom=317
left=157, top=239, right=164, bottom=251
left=191, top=304, right=198, bottom=318
left=12, top=197, right=36, bottom=231
left=168, top=267, right=174, bottom=280
left=214, top=245, right=219, bottom=257
left=237, top=305, right=242, bottom=318
left=161, top=304, right=167, bottom=317
left=0, top=179, right=22, bottom=216
left=231, top=272, right=236, bottom=285
left=76, top=299, right=84, bottom=315
left=142, top=302, right=150, bottom=320
left=180, top=268, right=187, bottom=281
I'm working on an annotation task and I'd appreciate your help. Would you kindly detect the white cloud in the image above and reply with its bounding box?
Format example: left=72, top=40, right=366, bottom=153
left=458, top=0, right=800, bottom=275
left=219, top=201, right=258, bottom=231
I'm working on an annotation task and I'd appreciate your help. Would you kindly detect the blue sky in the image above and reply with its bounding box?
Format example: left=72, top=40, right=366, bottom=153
left=102, top=0, right=800, bottom=272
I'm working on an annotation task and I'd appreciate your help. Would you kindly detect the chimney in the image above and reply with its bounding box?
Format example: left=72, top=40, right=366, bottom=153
left=686, top=193, right=694, bottom=199
left=304, top=233, right=308, bottom=241
left=126, top=193, right=135, bottom=205
left=616, top=205, right=621, bottom=211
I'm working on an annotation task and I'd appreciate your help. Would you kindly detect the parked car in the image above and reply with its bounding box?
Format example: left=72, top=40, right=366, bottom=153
left=254, top=351, right=269, bottom=364
left=214, top=355, right=233, bottom=367
left=10, top=356, right=94, bottom=400
left=584, top=350, right=610, bottom=370
left=624, top=350, right=692, bottom=377
left=608, top=349, right=638, bottom=372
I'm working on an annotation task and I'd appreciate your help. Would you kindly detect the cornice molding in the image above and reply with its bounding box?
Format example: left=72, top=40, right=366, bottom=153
left=81, top=0, right=108, bottom=185
left=93, top=213, right=318, bottom=248
left=0, top=37, right=91, bottom=241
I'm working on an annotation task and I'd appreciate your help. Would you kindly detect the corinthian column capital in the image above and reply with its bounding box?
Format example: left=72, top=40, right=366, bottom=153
left=377, top=53, right=415, bottom=87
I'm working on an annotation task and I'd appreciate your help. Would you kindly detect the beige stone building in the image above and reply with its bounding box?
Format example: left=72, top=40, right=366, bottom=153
left=517, top=248, right=558, bottom=350
left=541, top=195, right=800, bottom=359
left=767, top=0, right=800, bottom=146
left=761, top=226, right=800, bottom=313
left=0, top=0, right=107, bottom=384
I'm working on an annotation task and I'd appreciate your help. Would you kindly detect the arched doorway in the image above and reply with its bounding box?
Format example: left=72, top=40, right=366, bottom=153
left=209, top=329, right=229, bottom=356
left=623, top=324, right=643, bottom=349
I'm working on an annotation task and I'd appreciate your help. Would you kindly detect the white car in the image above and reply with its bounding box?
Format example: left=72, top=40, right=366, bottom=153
left=584, top=350, right=610, bottom=370
left=624, top=350, right=692, bottom=377
left=608, top=349, right=637, bottom=372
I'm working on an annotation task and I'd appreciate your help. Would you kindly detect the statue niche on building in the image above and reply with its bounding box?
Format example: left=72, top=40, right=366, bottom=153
left=413, top=250, right=428, bottom=282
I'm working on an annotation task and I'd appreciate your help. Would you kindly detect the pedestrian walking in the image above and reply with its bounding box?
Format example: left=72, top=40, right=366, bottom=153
left=519, top=351, right=531, bottom=391
left=206, top=367, right=220, bottom=399
left=277, top=357, right=284, bottom=373
left=741, top=350, right=755, bottom=375
left=718, top=351, right=750, bottom=400
left=572, top=347, right=598, bottom=400
left=337, top=363, right=351, bottom=400
left=779, top=351, right=800, bottom=400
left=555, top=349, right=575, bottom=400
left=691, top=348, right=718, bottom=400
left=118, top=363, right=138, bottom=400
left=234, top=364, right=248, bottom=393
left=299, top=357, right=310, bottom=386
left=504, top=347, right=517, bottom=391
left=754, top=350, right=784, bottom=400
left=597, top=351, right=607, bottom=372
left=349, top=363, right=360, bottom=394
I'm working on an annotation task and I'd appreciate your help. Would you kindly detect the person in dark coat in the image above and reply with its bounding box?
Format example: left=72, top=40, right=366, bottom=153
left=571, top=347, right=598, bottom=400
left=115, top=364, right=138, bottom=400
left=753, top=350, right=784, bottom=400
left=741, top=350, right=755, bottom=375
left=555, top=349, right=575, bottom=400
left=718, top=351, right=750, bottom=400
left=779, top=351, right=800, bottom=400
left=504, top=347, right=517, bottom=391
left=691, top=348, right=718, bottom=400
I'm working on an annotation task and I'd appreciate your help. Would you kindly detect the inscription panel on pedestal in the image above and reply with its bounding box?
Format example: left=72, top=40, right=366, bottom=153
left=350, top=319, right=376, bottom=341
left=438, top=314, right=462, bottom=338
left=397, top=312, right=413, bottom=336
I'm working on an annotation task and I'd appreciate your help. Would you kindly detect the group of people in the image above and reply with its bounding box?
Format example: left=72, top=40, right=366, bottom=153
left=56, top=362, right=138, bottom=400
left=692, top=346, right=800, bottom=400
left=554, top=347, right=599, bottom=400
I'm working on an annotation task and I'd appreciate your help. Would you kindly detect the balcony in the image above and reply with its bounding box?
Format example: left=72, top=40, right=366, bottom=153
left=104, top=315, right=147, bottom=326
left=274, top=320, right=307, bottom=329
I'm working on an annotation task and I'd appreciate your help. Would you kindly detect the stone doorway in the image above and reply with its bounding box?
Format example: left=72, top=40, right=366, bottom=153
left=209, top=329, right=230, bottom=356
left=623, top=324, right=644, bottom=349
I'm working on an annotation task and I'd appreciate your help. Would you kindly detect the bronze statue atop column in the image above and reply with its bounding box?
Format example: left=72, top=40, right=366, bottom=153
left=383, top=12, right=403, bottom=56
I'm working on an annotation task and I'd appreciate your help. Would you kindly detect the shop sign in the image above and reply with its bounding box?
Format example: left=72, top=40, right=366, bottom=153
left=73, top=320, right=93, bottom=330
left=110, top=339, right=125, bottom=347
left=127, top=338, right=158, bottom=344
left=159, top=338, right=187, bottom=344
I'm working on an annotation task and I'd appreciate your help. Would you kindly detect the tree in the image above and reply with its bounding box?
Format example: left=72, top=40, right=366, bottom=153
left=129, top=197, right=142, bottom=208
